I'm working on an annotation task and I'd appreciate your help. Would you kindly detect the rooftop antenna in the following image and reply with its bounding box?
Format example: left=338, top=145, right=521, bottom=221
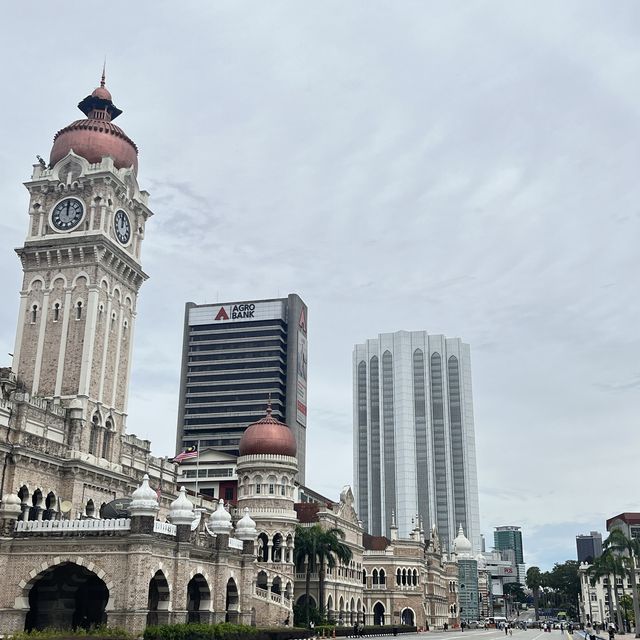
left=101, top=57, right=106, bottom=87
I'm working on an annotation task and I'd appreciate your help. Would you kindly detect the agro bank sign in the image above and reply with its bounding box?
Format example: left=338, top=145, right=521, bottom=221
left=189, top=300, right=285, bottom=326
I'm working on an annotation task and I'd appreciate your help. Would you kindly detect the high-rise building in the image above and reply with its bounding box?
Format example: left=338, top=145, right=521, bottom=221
left=576, top=531, right=603, bottom=564
left=353, top=330, right=481, bottom=552
left=176, top=294, right=308, bottom=481
left=494, top=526, right=524, bottom=565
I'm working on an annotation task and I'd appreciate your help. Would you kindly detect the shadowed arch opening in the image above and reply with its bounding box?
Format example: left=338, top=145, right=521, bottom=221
left=25, top=562, right=108, bottom=631
left=401, top=608, right=415, bottom=626
left=187, top=573, right=211, bottom=623
left=147, top=570, right=170, bottom=626
left=225, top=577, right=239, bottom=622
left=373, top=602, right=385, bottom=626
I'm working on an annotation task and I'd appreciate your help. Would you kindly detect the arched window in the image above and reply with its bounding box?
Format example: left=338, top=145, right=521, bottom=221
left=102, top=419, right=113, bottom=459
left=402, top=568, right=407, bottom=585
left=362, top=569, right=367, bottom=585
left=53, top=303, right=60, bottom=322
left=89, top=415, right=100, bottom=455
left=254, top=475, right=262, bottom=494
left=31, top=304, right=38, bottom=323
left=76, top=301, right=83, bottom=320
left=372, top=569, right=379, bottom=585
left=396, top=568, right=401, bottom=585
left=379, top=569, right=386, bottom=585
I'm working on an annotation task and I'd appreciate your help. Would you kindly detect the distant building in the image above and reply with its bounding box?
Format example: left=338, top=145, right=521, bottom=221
left=576, top=531, right=603, bottom=564
left=606, top=513, right=640, bottom=538
left=353, top=330, right=481, bottom=552
left=176, top=294, right=308, bottom=481
left=494, top=526, right=524, bottom=566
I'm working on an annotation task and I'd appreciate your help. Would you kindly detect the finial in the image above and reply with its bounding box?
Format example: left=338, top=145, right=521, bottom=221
left=101, top=58, right=106, bottom=87
left=391, top=509, right=397, bottom=528
left=266, top=393, right=272, bottom=416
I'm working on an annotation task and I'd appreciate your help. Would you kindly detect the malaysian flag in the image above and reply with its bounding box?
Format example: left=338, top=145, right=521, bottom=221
left=173, top=445, right=198, bottom=464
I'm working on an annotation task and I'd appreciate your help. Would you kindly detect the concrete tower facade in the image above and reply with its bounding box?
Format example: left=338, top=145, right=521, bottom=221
left=353, top=330, right=481, bottom=553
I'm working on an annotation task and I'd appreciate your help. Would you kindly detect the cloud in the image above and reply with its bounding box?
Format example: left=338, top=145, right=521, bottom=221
left=1, top=1, right=640, bottom=570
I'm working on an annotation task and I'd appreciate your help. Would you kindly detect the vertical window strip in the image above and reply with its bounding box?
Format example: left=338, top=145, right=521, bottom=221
left=448, top=355, right=467, bottom=534
left=357, top=361, right=369, bottom=530
left=382, top=350, right=395, bottom=538
left=413, top=349, right=429, bottom=533
left=369, top=356, right=381, bottom=535
left=430, top=352, right=449, bottom=550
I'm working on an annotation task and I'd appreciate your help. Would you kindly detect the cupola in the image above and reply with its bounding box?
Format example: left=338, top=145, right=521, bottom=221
left=238, top=403, right=297, bottom=458
left=49, top=69, right=138, bottom=174
left=168, top=487, right=195, bottom=526
left=129, top=474, right=159, bottom=517
left=208, top=499, right=232, bottom=535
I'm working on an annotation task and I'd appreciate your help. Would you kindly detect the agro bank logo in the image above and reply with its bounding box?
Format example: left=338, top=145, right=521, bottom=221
left=214, top=303, right=256, bottom=321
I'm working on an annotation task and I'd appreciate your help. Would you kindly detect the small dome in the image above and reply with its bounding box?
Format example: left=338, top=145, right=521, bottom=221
left=238, top=405, right=297, bottom=458
left=476, top=553, right=487, bottom=569
left=453, top=524, right=472, bottom=557
left=208, top=498, right=232, bottom=535
left=235, top=507, right=257, bottom=541
left=130, top=474, right=159, bottom=517
left=1, top=493, right=22, bottom=516
left=169, top=487, right=195, bottom=526
left=92, top=85, right=112, bottom=101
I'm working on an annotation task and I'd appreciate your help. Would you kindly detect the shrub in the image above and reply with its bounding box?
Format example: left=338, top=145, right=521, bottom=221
left=10, top=627, right=133, bottom=640
left=143, top=624, right=312, bottom=640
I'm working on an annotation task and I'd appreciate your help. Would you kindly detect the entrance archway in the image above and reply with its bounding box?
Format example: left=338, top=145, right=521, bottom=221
left=187, top=574, right=211, bottom=623
left=147, top=570, right=170, bottom=626
left=25, top=562, right=109, bottom=631
left=373, top=602, right=385, bottom=626
left=225, top=578, right=239, bottom=623
left=401, top=608, right=415, bottom=626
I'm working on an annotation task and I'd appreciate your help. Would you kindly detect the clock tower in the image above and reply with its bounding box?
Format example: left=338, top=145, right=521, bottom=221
left=11, top=73, right=153, bottom=462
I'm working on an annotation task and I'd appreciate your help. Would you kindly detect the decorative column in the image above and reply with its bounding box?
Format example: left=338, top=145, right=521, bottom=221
left=169, top=487, right=196, bottom=624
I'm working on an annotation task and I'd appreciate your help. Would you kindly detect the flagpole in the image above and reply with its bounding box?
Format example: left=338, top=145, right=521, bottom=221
left=195, top=439, right=200, bottom=502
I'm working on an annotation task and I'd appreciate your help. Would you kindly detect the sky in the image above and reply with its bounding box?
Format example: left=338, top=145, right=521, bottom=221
left=1, top=2, right=639, bottom=570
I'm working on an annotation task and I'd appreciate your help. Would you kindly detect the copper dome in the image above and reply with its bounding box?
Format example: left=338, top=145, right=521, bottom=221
left=49, top=74, right=138, bottom=174
left=239, top=406, right=297, bottom=458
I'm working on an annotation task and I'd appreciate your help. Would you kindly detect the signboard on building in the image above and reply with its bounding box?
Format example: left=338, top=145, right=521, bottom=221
left=296, top=307, right=308, bottom=427
left=189, top=300, right=285, bottom=326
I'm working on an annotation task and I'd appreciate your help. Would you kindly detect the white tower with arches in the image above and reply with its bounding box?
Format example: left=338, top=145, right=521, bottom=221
left=236, top=405, right=298, bottom=624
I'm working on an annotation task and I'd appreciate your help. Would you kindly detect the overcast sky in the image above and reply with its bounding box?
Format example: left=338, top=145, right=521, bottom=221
left=1, top=2, right=639, bottom=570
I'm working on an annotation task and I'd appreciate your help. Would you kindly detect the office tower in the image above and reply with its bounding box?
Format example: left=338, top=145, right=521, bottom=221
left=494, top=526, right=524, bottom=565
left=176, top=294, right=308, bottom=481
left=353, top=330, right=481, bottom=552
left=576, top=531, right=603, bottom=564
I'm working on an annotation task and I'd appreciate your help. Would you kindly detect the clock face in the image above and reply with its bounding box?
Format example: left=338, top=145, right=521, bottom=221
left=114, top=209, right=131, bottom=245
left=51, top=198, right=84, bottom=231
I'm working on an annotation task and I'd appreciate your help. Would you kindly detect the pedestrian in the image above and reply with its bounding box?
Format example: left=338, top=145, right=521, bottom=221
left=354, top=622, right=359, bottom=637
left=504, top=624, right=508, bottom=636
left=609, top=624, right=615, bottom=640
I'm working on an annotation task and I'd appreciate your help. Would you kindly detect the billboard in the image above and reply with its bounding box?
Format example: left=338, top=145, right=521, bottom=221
left=189, top=300, right=284, bottom=326
left=296, top=306, right=308, bottom=426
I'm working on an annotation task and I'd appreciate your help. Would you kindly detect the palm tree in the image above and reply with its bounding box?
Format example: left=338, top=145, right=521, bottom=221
left=605, top=529, right=640, bottom=637
left=588, top=552, right=624, bottom=630
left=316, top=527, right=353, bottom=621
left=526, top=566, right=543, bottom=621
left=293, top=524, right=320, bottom=627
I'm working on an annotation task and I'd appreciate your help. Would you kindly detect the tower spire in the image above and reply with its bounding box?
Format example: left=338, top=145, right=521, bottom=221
left=101, top=58, right=106, bottom=88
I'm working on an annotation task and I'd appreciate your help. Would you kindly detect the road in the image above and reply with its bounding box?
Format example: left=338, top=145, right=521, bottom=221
left=412, top=630, right=573, bottom=640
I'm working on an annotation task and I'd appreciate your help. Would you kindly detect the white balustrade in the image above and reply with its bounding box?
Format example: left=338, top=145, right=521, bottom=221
left=256, top=587, right=269, bottom=599
left=15, top=518, right=131, bottom=533
left=153, top=521, right=177, bottom=536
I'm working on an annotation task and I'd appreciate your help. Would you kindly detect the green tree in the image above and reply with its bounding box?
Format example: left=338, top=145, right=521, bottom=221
left=293, top=524, right=320, bottom=627
left=526, top=567, right=543, bottom=620
left=587, top=552, right=625, bottom=630
left=316, top=527, right=353, bottom=620
left=546, top=561, right=581, bottom=619
left=605, top=529, right=640, bottom=637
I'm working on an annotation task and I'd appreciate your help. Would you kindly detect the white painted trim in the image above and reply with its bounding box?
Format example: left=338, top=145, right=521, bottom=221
left=32, top=291, right=50, bottom=395
left=110, top=305, right=125, bottom=409
left=97, top=297, right=113, bottom=405
left=78, top=288, right=100, bottom=398
left=122, top=310, right=136, bottom=414
left=54, top=290, right=73, bottom=397
left=12, top=295, right=28, bottom=375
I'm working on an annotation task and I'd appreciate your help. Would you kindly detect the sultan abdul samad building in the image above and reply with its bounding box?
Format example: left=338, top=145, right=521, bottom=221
left=0, top=75, right=461, bottom=633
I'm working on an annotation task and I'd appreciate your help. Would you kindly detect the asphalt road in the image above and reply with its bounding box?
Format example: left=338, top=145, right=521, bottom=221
left=413, top=630, right=572, bottom=640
